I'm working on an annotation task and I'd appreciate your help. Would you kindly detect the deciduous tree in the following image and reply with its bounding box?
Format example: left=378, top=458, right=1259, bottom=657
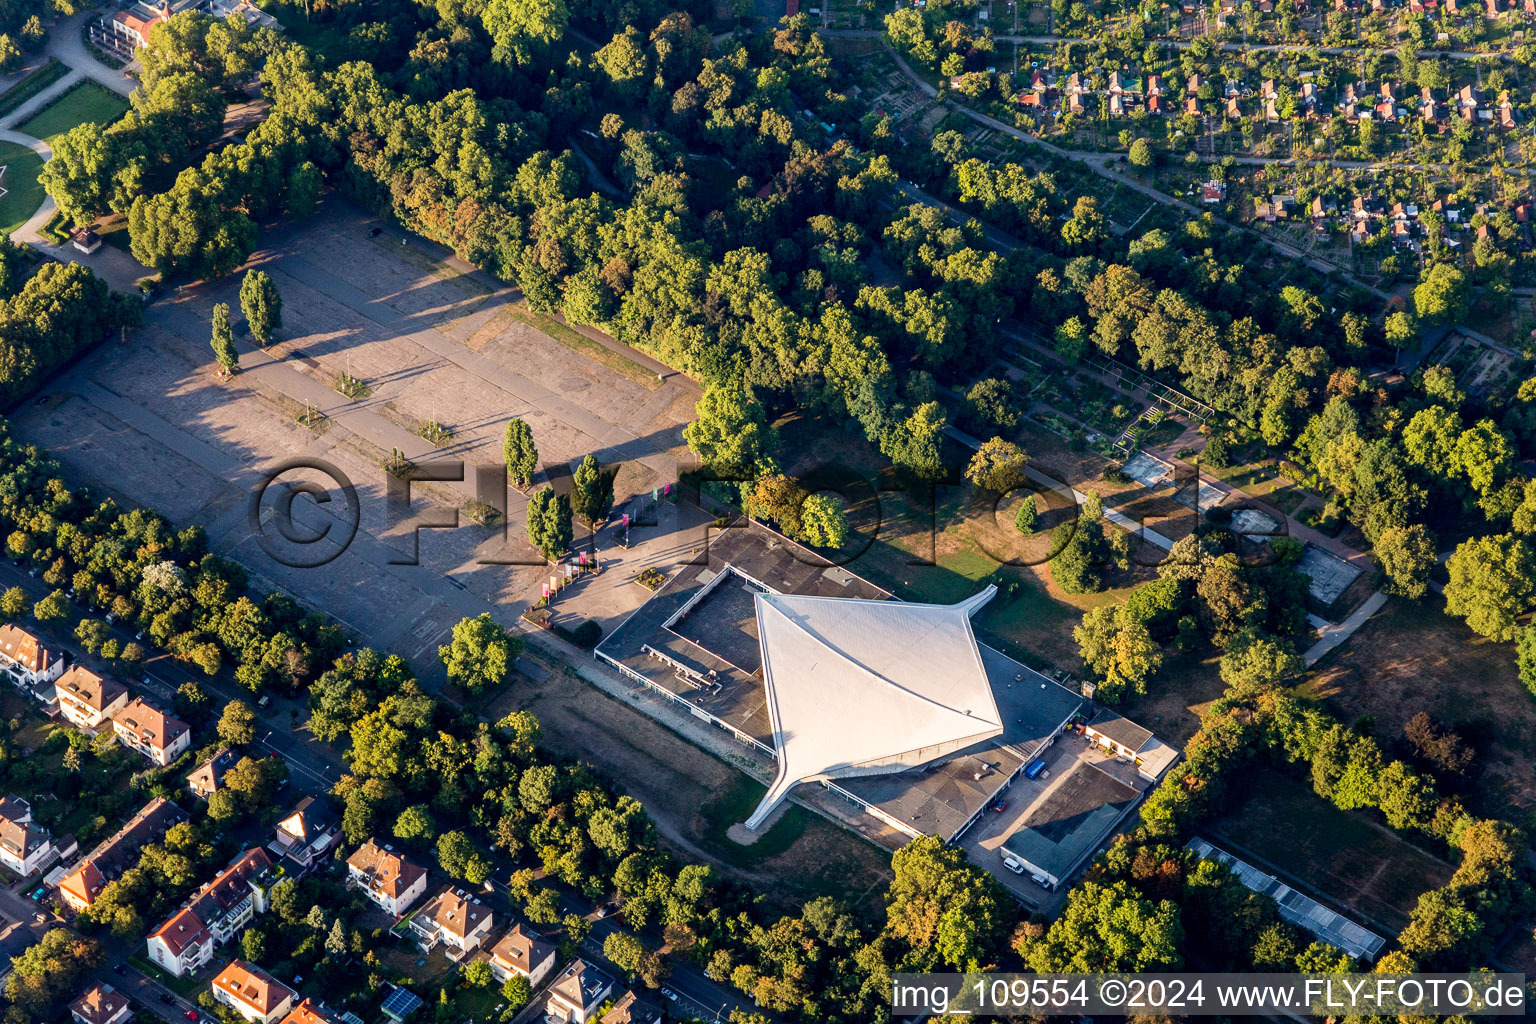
left=438, top=613, right=522, bottom=694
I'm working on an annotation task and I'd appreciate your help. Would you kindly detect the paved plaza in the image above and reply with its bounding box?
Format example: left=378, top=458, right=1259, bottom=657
left=12, top=199, right=703, bottom=686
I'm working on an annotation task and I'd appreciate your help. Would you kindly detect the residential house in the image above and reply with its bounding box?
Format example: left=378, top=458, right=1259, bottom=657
left=1108, top=92, right=1124, bottom=117
left=55, top=666, right=128, bottom=733
left=408, top=888, right=495, bottom=958
left=146, top=849, right=275, bottom=977
left=1301, top=81, right=1317, bottom=115
left=1486, top=0, right=1509, bottom=16
left=1458, top=84, right=1481, bottom=120
left=277, top=1002, right=339, bottom=1024
left=489, top=923, right=557, bottom=987
left=1225, top=96, right=1240, bottom=118
left=1108, top=71, right=1125, bottom=94
left=109, top=1, right=172, bottom=50
left=345, top=840, right=427, bottom=917
left=1311, top=195, right=1330, bottom=236
left=1184, top=96, right=1200, bottom=116
left=273, top=797, right=339, bottom=867
left=0, top=624, right=64, bottom=693
left=600, top=992, right=663, bottom=1024
left=1499, top=90, right=1516, bottom=129
left=1201, top=180, right=1226, bottom=203
left=112, top=698, right=191, bottom=766
left=1186, top=73, right=1202, bottom=96
left=70, top=985, right=131, bottom=1024
left=1260, top=79, right=1277, bottom=101
left=70, top=228, right=102, bottom=255
left=1065, top=72, right=1085, bottom=115
left=543, top=960, right=614, bottom=1024
left=188, top=748, right=240, bottom=801
left=1376, top=83, right=1397, bottom=121
left=211, top=962, right=296, bottom=1024
left=57, top=797, right=188, bottom=912
left=1146, top=74, right=1162, bottom=96
left=1420, top=87, right=1445, bottom=124
left=0, top=796, right=54, bottom=877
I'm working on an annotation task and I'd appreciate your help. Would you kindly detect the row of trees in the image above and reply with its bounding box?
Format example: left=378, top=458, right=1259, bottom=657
left=0, top=243, right=133, bottom=407
left=0, top=424, right=347, bottom=694
left=309, top=645, right=1018, bottom=1023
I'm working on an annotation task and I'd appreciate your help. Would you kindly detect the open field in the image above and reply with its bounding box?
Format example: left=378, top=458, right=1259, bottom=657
left=1119, top=651, right=1227, bottom=750
left=17, top=80, right=127, bottom=145
left=0, top=140, right=43, bottom=235
left=1209, top=770, right=1455, bottom=935
left=493, top=660, right=893, bottom=919
left=1304, top=598, right=1536, bottom=819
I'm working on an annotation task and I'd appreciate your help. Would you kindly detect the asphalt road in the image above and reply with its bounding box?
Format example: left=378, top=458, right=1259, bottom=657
left=0, top=557, right=767, bottom=1022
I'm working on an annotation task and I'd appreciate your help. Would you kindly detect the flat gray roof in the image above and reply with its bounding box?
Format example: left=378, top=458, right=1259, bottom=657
left=1001, top=760, right=1140, bottom=882
left=1186, top=838, right=1387, bottom=960
left=1087, top=709, right=1153, bottom=752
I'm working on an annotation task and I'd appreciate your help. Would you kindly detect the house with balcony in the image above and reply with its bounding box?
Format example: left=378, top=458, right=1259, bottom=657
left=57, top=797, right=188, bottom=912
left=146, top=848, right=275, bottom=977
left=600, top=992, right=662, bottom=1024
left=211, top=961, right=296, bottom=1024
left=188, top=748, right=240, bottom=801
left=0, top=796, right=55, bottom=877
left=70, top=984, right=131, bottom=1024
left=0, top=624, right=64, bottom=695
left=345, top=840, right=427, bottom=917
left=408, top=888, right=494, bottom=958
left=55, top=667, right=128, bottom=734
left=489, top=923, right=556, bottom=987
left=112, top=698, right=190, bottom=766
left=273, top=797, right=338, bottom=867
left=542, top=960, right=613, bottom=1024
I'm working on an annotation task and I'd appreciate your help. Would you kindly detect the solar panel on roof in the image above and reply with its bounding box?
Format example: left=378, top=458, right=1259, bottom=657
left=380, top=989, right=423, bottom=1020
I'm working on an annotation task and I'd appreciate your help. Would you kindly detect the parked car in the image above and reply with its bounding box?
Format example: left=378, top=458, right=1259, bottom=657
left=158, top=994, right=174, bottom=1006
left=185, top=1011, right=199, bottom=1021
left=1031, top=874, right=1055, bottom=891
left=990, top=799, right=1007, bottom=813
left=660, top=988, right=679, bottom=1002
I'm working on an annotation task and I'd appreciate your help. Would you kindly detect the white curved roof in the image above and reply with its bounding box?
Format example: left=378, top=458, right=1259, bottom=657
left=744, top=586, right=1003, bottom=830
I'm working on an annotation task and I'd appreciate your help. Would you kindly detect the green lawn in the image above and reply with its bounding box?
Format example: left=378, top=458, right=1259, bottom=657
left=696, top=773, right=812, bottom=868
left=0, top=140, right=45, bottom=235
left=18, top=81, right=128, bottom=147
